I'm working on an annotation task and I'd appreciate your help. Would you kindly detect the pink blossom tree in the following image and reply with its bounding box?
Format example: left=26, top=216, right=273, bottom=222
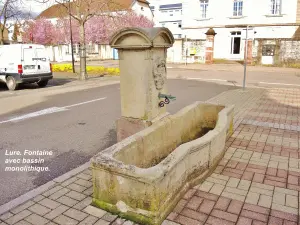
left=115, top=12, right=155, bottom=30
left=22, top=17, right=57, bottom=45
left=54, top=18, right=80, bottom=44
left=84, top=16, right=109, bottom=44
left=55, top=12, right=154, bottom=45
left=21, top=20, right=35, bottom=43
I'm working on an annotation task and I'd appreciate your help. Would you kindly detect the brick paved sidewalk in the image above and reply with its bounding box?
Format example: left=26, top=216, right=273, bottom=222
left=1, top=87, right=300, bottom=225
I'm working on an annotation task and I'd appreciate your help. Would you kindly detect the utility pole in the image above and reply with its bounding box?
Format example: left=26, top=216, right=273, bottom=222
left=185, top=35, right=188, bottom=66
left=68, top=0, right=75, bottom=73
left=243, top=25, right=249, bottom=90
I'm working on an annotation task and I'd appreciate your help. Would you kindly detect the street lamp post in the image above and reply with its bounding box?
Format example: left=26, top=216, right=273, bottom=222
left=68, top=0, right=75, bottom=73
left=243, top=25, right=249, bottom=90
left=185, top=35, right=188, bottom=66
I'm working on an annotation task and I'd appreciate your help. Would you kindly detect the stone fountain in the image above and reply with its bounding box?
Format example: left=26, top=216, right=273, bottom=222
left=90, top=27, right=234, bottom=225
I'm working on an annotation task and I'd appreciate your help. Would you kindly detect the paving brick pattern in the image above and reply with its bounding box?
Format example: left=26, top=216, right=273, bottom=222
left=2, top=88, right=300, bottom=225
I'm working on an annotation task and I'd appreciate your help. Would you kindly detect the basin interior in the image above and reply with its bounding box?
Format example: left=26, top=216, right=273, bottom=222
left=114, top=104, right=225, bottom=168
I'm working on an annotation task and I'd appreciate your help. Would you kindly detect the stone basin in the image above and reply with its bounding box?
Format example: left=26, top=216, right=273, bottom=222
left=91, top=102, right=234, bottom=225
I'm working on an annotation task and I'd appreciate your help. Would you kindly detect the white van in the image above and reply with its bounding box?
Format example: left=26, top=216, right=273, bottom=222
left=0, top=44, right=53, bottom=91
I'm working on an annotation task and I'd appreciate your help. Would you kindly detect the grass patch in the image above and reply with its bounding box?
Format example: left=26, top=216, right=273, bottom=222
left=213, top=59, right=244, bottom=64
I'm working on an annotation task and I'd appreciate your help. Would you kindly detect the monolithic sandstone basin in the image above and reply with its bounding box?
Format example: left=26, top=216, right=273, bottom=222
left=91, top=102, right=234, bottom=225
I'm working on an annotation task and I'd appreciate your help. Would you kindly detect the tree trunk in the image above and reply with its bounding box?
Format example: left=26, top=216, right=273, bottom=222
left=0, top=28, right=4, bottom=45
left=52, top=46, right=56, bottom=62
left=79, top=22, right=87, bottom=80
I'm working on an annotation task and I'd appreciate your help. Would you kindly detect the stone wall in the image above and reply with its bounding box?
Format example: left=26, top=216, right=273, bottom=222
left=279, top=40, right=300, bottom=63
left=252, top=39, right=300, bottom=65
left=184, top=39, right=206, bottom=63
left=166, top=38, right=206, bottom=64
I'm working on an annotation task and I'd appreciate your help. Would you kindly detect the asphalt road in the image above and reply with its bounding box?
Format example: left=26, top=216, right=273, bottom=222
left=55, top=60, right=300, bottom=88
left=0, top=79, right=238, bottom=205
left=167, top=68, right=300, bottom=89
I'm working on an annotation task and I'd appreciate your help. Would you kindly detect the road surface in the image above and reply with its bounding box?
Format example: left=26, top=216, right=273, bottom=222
left=167, top=67, right=300, bottom=89
left=55, top=60, right=300, bottom=88
left=0, top=79, right=237, bottom=205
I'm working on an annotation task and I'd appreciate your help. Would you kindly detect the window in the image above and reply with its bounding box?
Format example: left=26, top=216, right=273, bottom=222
left=65, top=45, right=70, bottom=54
left=200, top=0, right=209, bottom=19
left=173, top=34, right=181, bottom=39
left=36, top=48, right=47, bottom=58
left=159, top=3, right=182, bottom=10
left=23, top=48, right=35, bottom=60
left=270, top=0, right=281, bottom=15
left=73, top=44, right=79, bottom=54
left=87, top=44, right=95, bottom=54
left=230, top=32, right=241, bottom=54
left=233, top=0, right=243, bottom=16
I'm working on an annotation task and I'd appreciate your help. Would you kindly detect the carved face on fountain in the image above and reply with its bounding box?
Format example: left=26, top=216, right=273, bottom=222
left=153, top=57, right=167, bottom=91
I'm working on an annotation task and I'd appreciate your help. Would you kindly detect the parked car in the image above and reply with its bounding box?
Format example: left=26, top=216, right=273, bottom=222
left=0, top=44, right=53, bottom=91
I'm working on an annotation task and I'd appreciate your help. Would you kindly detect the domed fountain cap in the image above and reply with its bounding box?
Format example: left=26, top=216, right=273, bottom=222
left=205, top=28, right=217, bottom=36
left=109, top=27, right=174, bottom=49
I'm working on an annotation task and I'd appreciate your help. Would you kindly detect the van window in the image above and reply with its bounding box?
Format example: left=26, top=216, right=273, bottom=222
left=35, top=48, right=47, bottom=61
left=36, top=48, right=46, bottom=57
left=23, top=48, right=35, bottom=61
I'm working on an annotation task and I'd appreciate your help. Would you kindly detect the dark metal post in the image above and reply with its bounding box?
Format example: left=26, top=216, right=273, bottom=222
left=68, top=0, right=75, bottom=73
left=185, top=35, right=187, bottom=65
left=243, top=25, right=249, bottom=90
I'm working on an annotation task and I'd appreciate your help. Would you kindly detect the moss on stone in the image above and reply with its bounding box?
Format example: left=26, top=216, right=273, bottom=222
left=228, top=119, right=234, bottom=136
left=92, top=198, right=119, bottom=214
left=141, top=114, right=148, bottom=120
left=92, top=198, right=158, bottom=225
left=92, top=176, right=119, bottom=205
left=94, top=183, right=165, bottom=213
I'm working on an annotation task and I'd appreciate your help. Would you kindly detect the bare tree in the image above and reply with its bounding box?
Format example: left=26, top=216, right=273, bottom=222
left=11, top=22, right=19, bottom=42
left=0, top=0, right=24, bottom=44
left=36, top=0, right=124, bottom=81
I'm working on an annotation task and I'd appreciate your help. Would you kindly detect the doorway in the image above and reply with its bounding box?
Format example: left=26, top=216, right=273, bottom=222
left=230, top=31, right=241, bottom=57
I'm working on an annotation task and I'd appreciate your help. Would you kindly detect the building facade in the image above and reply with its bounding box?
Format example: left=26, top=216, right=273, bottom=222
left=183, top=0, right=300, bottom=60
left=149, top=0, right=183, bottom=38
left=150, top=0, right=300, bottom=62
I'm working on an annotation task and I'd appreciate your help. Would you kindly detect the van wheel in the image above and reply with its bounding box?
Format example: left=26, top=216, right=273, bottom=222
left=6, top=76, right=18, bottom=91
left=37, top=80, right=48, bottom=88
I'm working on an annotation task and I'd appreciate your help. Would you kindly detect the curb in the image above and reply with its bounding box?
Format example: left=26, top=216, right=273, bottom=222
left=0, top=77, right=120, bottom=100
left=0, top=161, right=90, bottom=216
